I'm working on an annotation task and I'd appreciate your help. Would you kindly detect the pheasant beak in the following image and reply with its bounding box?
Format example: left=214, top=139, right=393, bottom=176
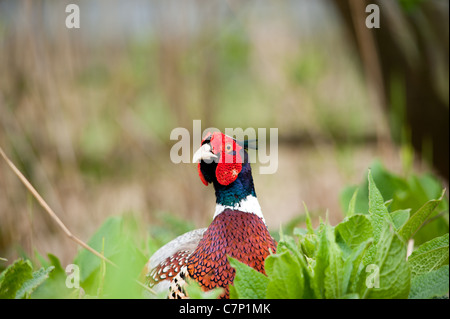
left=192, top=143, right=218, bottom=163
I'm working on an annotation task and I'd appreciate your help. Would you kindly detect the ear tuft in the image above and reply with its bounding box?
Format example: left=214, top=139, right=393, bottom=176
left=237, top=139, right=258, bottom=150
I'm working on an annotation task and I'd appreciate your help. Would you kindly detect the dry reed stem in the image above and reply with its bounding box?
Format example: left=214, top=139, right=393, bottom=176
left=0, top=145, right=155, bottom=295
left=0, top=145, right=113, bottom=265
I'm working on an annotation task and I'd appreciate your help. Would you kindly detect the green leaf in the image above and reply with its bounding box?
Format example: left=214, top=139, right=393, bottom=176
left=303, top=202, right=314, bottom=234
left=312, top=221, right=328, bottom=298
left=368, top=170, right=393, bottom=241
left=184, top=278, right=224, bottom=299
left=16, top=266, right=55, bottom=299
left=342, top=240, right=372, bottom=294
left=365, top=170, right=393, bottom=265
left=391, top=209, right=410, bottom=230
left=46, top=253, right=65, bottom=275
left=278, top=230, right=307, bottom=266
left=265, top=251, right=303, bottom=299
left=335, top=214, right=372, bottom=257
left=339, top=161, right=448, bottom=247
left=340, top=185, right=361, bottom=215
left=299, top=233, right=317, bottom=258
left=323, top=225, right=344, bottom=299
left=278, top=233, right=315, bottom=298
left=408, top=233, right=449, bottom=278
left=347, top=188, right=359, bottom=217
left=340, top=161, right=408, bottom=216
left=359, top=226, right=411, bottom=299
left=399, top=190, right=445, bottom=241
left=0, top=259, right=54, bottom=299
left=72, top=215, right=147, bottom=298
left=0, top=259, right=33, bottom=299
left=409, top=265, right=449, bottom=299
left=31, top=254, right=72, bottom=299
left=74, top=217, right=123, bottom=285
left=228, top=257, right=269, bottom=299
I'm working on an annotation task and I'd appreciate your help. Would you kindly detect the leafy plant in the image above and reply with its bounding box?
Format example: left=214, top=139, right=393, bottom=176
left=230, top=171, right=449, bottom=299
left=0, top=259, right=54, bottom=299
left=340, top=160, right=448, bottom=246
left=1, top=168, right=448, bottom=299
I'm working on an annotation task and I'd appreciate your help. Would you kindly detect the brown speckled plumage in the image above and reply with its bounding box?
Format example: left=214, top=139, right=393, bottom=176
left=187, top=209, right=276, bottom=298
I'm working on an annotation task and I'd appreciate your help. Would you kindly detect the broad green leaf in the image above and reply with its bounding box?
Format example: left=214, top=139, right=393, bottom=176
left=278, top=230, right=308, bottom=266
left=74, top=217, right=123, bottom=283
left=340, top=161, right=408, bottom=216
left=312, top=221, right=328, bottom=298
left=228, top=257, right=269, bottom=299
left=404, top=174, right=446, bottom=212
left=323, top=225, right=344, bottom=299
left=31, top=253, right=72, bottom=299
left=391, top=209, right=410, bottom=230
left=100, top=237, right=147, bottom=299
left=408, top=233, right=449, bottom=278
left=342, top=240, right=372, bottom=294
left=16, top=266, right=54, bottom=299
left=359, top=226, right=411, bottom=299
left=365, top=171, right=393, bottom=264
left=368, top=170, right=393, bottom=241
left=409, top=265, right=449, bottom=299
left=278, top=233, right=315, bottom=298
left=47, top=254, right=65, bottom=274
left=0, top=259, right=53, bottom=299
left=392, top=176, right=448, bottom=246
left=339, top=161, right=448, bottom=247
left=72, top=216, right=147, bottom=298
left=0, top=259, right=33, bottom=299
left=335, top=214, right=372, bottom=257
left=265, top=251, right=303, bottom=299
left=184, top=278, right=224, bottom=299
left=228, top=284, right=238, bottom=299
left=300, top=233, right=317, bottom=258
left=399, top=190, right=445, bottom=241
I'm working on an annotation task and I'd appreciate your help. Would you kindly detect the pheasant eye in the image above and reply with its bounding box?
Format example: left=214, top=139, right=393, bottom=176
left=225, top=143, right=233, bottom=153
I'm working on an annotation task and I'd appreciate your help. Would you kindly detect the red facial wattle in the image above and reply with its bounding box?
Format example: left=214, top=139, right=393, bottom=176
left=215, top=161, right=242, bottom=186
left=197, top=132, right=243, bottom=186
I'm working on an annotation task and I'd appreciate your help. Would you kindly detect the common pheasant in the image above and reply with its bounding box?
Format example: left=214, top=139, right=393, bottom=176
left=144, top=132, right=277, bottom=299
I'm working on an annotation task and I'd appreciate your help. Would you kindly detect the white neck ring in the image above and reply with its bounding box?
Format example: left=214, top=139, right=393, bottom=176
left=213, top=195, right=266, bottom=225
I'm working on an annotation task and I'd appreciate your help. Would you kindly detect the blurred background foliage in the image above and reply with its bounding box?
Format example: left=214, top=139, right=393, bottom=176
left=0, top=0, right=448, bottom=269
